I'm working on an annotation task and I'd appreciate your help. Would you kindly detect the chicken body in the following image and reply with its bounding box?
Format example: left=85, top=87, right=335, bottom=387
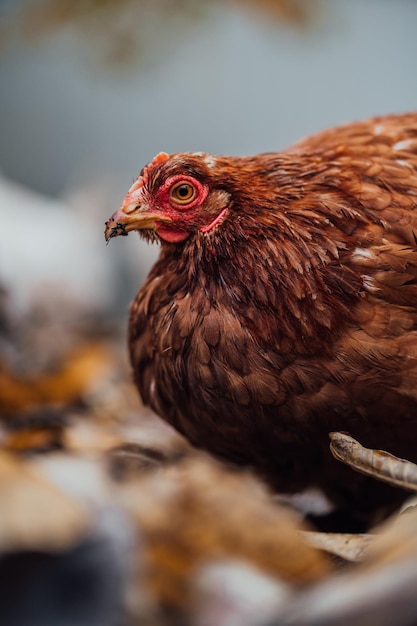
left=105, top=113, right=417, bottom=525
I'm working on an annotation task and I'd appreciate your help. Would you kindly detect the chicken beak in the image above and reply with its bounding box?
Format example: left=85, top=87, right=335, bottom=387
left=104, top=194, right=172, bottom=242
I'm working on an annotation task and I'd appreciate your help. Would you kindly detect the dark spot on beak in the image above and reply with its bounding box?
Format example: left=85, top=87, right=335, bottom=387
left=115, top=222, right=129, bottom=236
left=104, top=219, right=129, bottom=243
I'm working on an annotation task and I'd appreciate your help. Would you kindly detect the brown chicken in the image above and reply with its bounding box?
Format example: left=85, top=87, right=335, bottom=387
left=105, top=112, right=417, bottom=528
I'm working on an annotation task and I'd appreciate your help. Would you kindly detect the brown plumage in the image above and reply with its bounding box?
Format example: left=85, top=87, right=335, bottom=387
left=105, top=112, right=417, bottom=528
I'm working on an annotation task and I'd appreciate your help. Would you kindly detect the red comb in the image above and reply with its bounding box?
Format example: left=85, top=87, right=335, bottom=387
left=141, top=152, right=169, bottom=186
left=150, top=152, right=170, bottom=167
left=127, top=152, right=170, bottom=195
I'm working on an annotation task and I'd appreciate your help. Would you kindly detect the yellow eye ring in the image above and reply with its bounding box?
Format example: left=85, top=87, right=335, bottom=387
left=170, top=181, right=196, bottom=205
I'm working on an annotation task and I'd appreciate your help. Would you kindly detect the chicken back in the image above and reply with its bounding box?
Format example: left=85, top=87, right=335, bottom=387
left=105, top=112, right=417, bottom=526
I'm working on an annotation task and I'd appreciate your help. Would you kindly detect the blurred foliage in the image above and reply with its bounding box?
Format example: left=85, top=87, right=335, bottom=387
left=1, top=0, right=322, bottom=64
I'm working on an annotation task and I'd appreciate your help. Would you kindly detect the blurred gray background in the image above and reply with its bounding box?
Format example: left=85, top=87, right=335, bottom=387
left=0, top=0, right=416, bottom=315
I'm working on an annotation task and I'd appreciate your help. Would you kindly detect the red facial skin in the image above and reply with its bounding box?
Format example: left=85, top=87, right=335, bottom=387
left=104, top=151, right=231, bottom=244
left=152, top=174, right=209, bottom=243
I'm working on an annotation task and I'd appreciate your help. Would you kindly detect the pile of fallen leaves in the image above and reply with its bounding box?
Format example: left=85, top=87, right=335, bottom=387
left=1, top=290, right=417, bottom=626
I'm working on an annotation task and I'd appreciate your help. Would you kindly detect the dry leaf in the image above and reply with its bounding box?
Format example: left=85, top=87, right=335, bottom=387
left=121, top=455, right=331, bottom=611
left=302, top=531, right=373, bottom=562
left=2, top=423, right=64, bottom=453
left=329, top=431, right=417, bottom=492
left=0, top=342, right=111, bottom=414
left=0, top=451, right=90, bottom=553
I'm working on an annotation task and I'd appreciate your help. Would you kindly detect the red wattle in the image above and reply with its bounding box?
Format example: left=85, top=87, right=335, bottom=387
left=156, top=223, right=190, bottom=243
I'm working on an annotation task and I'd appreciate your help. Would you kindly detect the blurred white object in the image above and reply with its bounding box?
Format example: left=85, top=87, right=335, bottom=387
left=193, top=559, right=292, bottom=626
left=0, top=172, right=118, bottom=312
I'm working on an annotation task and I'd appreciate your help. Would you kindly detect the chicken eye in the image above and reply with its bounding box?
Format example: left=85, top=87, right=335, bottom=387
left=170, top=182, right=196, bottom=205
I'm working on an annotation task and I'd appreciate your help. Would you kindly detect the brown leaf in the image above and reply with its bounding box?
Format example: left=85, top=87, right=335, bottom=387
left=120, top=455, right=332, bottom=610
left=0, top=343, right=111, bottom=414
left=2, top=424, right=63, bottom=453
left=329, top=431, right=417, bottom=492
